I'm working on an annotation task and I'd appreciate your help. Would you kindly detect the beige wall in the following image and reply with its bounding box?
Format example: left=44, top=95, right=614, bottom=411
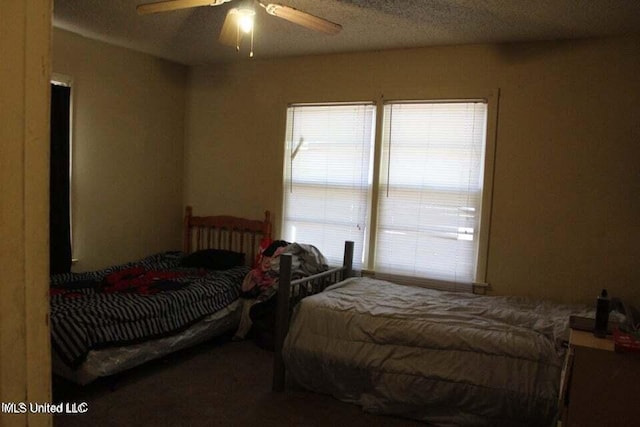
left=0, top=1, right=52, bottom=426
left=53, top=29, right=187, bottom=271
left=185, top=36, right=640, bottom=306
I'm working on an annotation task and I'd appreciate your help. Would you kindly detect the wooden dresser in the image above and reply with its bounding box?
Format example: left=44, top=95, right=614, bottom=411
left=559, top=329, right=640, bottom=426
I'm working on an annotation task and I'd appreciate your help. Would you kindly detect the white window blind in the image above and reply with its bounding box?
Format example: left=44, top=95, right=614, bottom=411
left=375, top=101, right=488, bottom=285
left=282, top=103, right=376, bottom=268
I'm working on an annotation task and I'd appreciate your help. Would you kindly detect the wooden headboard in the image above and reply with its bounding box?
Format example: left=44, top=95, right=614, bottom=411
left=182, top=206, right=272, bottom=265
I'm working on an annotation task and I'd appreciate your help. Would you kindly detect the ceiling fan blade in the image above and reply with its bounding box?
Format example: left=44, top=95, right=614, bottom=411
left=219, top=9, right=239, bottom=47
left=137, top=0, right=230, bottom=15
left=262, top=3, right=342, bottom=35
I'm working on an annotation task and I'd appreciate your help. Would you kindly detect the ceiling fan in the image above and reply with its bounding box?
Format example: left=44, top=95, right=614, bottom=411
left=136, top=0, right=342, bottom=57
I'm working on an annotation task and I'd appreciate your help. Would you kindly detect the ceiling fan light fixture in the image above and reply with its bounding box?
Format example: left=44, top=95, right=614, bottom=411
left=138, top=0, right=343, bottom=59
left=226, top=7, right=256, bottom=57
left=236, top=8, right=255, bottom=33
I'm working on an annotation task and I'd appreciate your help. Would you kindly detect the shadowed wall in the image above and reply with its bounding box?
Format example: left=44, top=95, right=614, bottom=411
left=53, top=29, right=187, bottom=271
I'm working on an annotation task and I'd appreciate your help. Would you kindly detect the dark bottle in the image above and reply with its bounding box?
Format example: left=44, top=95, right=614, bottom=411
left=594, top=289, right=610, bottom=338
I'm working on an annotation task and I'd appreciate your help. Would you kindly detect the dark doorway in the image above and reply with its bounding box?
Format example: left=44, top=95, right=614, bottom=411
left=50, top=83, right=72, bottom=275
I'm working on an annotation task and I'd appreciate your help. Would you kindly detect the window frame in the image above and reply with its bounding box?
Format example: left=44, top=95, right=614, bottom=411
left=280, top=91, right=498, bottom=290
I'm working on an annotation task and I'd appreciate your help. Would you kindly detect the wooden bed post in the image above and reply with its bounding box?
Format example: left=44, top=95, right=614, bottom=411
left=343, top=241, right=354, bottom=278
left=272, top=253, right=292, bottom=392
left=183, top=206, right=193, bottom=253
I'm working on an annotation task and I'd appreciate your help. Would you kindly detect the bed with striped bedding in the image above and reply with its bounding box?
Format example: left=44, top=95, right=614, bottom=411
left=50, top=252, right=248, bottom=369
left=50, top=206, right=273, bottom=384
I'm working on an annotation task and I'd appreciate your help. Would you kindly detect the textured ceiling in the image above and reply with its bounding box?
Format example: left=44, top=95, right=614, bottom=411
left=53, top=0, right=640, bottom=65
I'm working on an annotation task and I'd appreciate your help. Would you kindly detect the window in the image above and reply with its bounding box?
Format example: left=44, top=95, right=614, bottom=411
left=282, top=103, right=376, bottom=269
left=282, top=99, right=493, bottom=289
left=376, top=101, right=488, bottom=285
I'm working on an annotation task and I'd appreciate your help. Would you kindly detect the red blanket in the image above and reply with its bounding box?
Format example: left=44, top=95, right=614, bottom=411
left=103, top=267, right=186, bottom=294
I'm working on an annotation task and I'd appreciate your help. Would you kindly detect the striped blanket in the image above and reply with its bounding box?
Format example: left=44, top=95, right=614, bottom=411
left=50, top=252, right=248, bottom=368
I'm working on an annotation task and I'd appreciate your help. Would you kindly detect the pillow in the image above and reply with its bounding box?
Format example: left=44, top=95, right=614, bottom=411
left=180, top=249, right=245, bottom=270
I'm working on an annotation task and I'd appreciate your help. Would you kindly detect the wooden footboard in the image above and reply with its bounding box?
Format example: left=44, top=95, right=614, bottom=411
left=272, top=240, right=354, bottom=392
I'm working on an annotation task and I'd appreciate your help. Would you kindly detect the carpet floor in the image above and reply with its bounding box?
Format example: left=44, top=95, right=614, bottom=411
left=52, top=336, right=422, bottom=427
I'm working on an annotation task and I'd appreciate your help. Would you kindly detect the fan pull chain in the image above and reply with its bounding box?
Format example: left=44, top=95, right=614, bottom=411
left=236, top=23, right=240, bottom=52
left=250, top=27, right=254, bottom=58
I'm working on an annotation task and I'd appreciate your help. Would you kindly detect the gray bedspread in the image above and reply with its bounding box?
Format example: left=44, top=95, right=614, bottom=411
left=282, top=277, right=591, bottom=427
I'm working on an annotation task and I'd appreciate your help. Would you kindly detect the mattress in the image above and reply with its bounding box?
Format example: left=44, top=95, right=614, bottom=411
left=52, top=300, right=241, bottom=385
left=283, top=277, right=592, bottom=427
